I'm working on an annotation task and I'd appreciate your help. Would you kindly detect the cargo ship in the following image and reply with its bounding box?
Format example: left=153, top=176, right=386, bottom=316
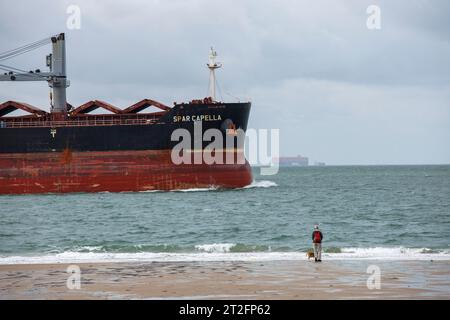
left=0, top=33, right=252, bottom=194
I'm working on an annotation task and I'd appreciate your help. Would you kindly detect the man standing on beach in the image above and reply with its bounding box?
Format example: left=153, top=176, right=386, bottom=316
left=312, top=225, right=323, bottom=262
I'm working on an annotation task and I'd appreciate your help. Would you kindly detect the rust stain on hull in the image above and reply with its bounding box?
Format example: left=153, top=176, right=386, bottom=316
left=0, top=150, right=253, bottom=194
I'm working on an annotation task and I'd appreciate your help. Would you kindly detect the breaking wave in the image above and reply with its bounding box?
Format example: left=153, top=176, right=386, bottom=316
left=0, top=245, right=449, bottom=264
left=195, top=243, right=271, bottom=253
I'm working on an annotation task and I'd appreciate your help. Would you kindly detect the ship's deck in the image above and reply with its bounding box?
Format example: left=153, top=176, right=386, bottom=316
left=1, top=115, right=163, bottom=128
left=0, top=99, right=170, bottom=128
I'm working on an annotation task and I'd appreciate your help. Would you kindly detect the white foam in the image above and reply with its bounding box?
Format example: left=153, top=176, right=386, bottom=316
left=241, top=180, right=278, bottom=189
left=326, top=247, right=450, bottom=260
left=178, top=180, right=278, bottom=191
left=0, top=252, right=301, bottom=265
left=195, top=243, right=235, bottom=253
left=74, top=246, right=104, bottom=252
left=137, top=180, right=277, bottom=193
left=0, top=247, right=449, bottom=265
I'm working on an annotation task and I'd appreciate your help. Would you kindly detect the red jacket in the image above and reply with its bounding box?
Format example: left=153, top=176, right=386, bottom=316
left=312, top=230, right=323, bottom=243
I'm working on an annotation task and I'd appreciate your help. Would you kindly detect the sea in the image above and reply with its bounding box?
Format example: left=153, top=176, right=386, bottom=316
left=0, top=165, right=449, bottom=264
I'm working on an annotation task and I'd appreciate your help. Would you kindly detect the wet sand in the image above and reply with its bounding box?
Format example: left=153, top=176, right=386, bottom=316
left=0, top=260, right=449, bottom=299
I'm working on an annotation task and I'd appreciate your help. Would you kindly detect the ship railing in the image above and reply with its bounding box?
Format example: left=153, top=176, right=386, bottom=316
left=1, top=118, right=159, bottom=128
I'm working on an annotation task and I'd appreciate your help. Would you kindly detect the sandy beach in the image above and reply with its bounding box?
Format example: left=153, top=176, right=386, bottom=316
left=1, top=260, right=449, bottom=299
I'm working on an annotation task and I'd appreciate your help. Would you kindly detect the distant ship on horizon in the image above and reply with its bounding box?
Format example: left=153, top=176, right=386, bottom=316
left=275, top=155, right=309, bottom=167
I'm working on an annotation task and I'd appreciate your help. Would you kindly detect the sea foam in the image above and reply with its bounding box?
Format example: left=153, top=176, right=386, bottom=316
left=137, top=180, right=277, bottom=193
left=195, top=243, right=235, bottom=253
left=241, top=180, right=278, bottom=189
left=0, top=246, right=449, bottom=265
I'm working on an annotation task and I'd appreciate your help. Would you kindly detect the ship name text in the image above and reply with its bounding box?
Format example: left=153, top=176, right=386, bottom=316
left=173, top=114, right=222, bottom=123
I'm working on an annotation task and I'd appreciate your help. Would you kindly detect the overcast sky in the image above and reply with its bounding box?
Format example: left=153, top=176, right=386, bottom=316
left=1, top=0, right=449, bottom=165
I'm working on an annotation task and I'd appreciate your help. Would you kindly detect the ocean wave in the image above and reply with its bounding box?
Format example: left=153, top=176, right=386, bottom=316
left=137, top=180, right=277, bottom=193
left=1, top=246, right=449, bottom=265
left=57, top=243, right=272, bottom=254
left=195, top=243, right=235, bottom=253
left=71, top=244, right=186, bottom=253
left=241, top=180, right=278, bottom=189
left=195, top=243, right=271, bottom=253
left=334, top=247, right=450, bottom=258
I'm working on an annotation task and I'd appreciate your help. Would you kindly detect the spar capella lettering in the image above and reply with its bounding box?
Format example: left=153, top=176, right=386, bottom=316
left=173, top=114, right=222, bottom=123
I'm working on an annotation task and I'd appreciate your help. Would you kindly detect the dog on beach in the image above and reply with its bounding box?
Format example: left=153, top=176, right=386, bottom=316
left=306, top=250, right=315, bottom=260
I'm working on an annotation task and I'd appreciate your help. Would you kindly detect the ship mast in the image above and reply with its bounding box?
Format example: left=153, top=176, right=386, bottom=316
left=48, top=33, right=69, bottom=114
left=207, top=47, right=221, bottom=101
left=0, top=33, right=69, bottom=116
